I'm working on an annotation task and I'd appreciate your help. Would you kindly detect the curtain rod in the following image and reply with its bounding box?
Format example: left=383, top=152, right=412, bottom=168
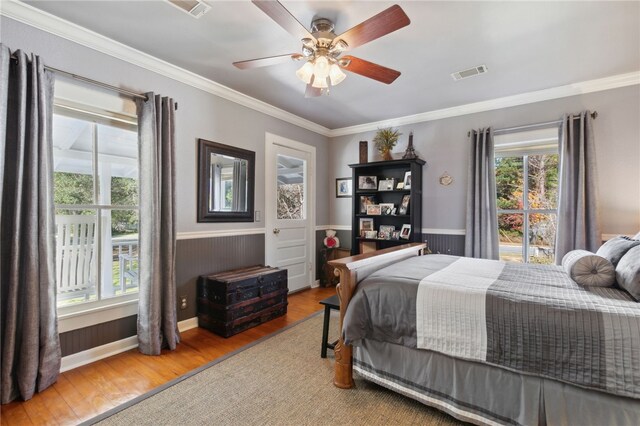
left=468, top=111, right=598, bottom=137
left=9, top=54, right=178, bottom=110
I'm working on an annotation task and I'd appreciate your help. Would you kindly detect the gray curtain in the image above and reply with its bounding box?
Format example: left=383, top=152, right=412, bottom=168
left=555, top=111, right=600, bottom=263
left=136, top=93, right=179, bottom=355
left=465, top=128, right=499, bottom=259
left=0, top=45, right=61, bottom=403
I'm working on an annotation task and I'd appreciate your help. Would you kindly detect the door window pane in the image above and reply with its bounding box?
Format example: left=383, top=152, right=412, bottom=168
left=277, top=154, right=305, bottom=220
left=528, top=154, right=559, bottom=210
left=498, top=213, right=523, bottom=262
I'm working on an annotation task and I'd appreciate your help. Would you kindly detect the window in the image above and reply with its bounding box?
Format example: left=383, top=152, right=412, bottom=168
left=53, top=107, right=139, bottom=308
left=495, top=127, right=559, bottom=264
left=277, top=154, right=306, bottom=220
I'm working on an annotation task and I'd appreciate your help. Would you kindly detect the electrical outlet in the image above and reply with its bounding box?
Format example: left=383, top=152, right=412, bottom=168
left=180, top=296, right=187, bottom=310
left=255, top=210, right=261, bottom=222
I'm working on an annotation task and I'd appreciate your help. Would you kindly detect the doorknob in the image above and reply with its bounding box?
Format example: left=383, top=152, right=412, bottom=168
left=273, top=228, right=280, bottom=235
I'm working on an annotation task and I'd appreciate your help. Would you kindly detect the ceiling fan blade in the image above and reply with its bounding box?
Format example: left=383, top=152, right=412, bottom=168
left=305, top=83, right=322, bottom=98
left=233, top=53, right=300, bottom=69
left=340, top=56, right=401, bottom=84
left=333, top=5, right=410, bottom=50
left=252, top=0, right=316, bottom=43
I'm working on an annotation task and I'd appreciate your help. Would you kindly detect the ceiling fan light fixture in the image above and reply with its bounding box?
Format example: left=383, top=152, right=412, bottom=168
left=301, top=38, right=315, bottom=50
left=313, top=55, right=330, bottom=79
left=311, top=76, right=328, bottom=89
left=329, top=39, right=348, bottom=55
left=329, top=64, right=346, bottom=86
left=296, top=61, right=315, bottom=84
left=337, top=58, right=351, bottom=68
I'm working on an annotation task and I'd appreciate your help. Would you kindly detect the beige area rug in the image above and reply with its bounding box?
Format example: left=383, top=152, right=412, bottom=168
left=89, top=313, right=464, bottom=426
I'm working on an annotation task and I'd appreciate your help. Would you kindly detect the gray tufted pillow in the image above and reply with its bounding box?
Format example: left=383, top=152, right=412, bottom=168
left=616, top=245, right=640, bottom=301
left=596, top=236, right=640, bottom=267
left=562, top=249, right=616, bottom=287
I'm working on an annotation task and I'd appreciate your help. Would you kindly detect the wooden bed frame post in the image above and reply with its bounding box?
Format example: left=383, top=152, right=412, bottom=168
left=333, top=268, right=356, bottom=389
left=329, top=243, right=426, bottom=389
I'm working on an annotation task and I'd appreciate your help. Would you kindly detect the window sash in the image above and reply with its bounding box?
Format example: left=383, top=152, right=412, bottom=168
left=54, top=112, right=139, bottom=308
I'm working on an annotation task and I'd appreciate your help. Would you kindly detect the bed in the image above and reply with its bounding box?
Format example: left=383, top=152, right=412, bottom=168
left=328, top=244, right=640, bottom=426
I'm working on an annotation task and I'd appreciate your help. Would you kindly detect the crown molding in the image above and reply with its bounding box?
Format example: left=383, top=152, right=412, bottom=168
left=328, top=71, right=640, bottom=137
left=0, top=0, right=332, bottom=137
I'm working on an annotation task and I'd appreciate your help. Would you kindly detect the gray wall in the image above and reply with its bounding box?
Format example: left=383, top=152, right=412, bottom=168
left=60, top=234, right=265, bottom=356
left=2, top=17, right=330, bottom=355
left=329, top=86, right=640, bottom=236
left=1, top=17, right=330, bottom=230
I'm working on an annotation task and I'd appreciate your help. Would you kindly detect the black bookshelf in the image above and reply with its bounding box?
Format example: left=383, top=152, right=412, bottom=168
left=349, top=159, right=425, bottom=255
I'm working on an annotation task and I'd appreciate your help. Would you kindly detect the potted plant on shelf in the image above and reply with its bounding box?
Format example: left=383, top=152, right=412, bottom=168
left=373, top=127, right=402, bottom=161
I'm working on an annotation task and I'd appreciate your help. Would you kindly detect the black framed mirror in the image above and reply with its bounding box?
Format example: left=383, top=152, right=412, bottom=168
left=197, top=139, right=255, bottom=222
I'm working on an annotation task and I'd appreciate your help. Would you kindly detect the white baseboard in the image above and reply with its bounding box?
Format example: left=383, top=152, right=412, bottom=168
left=311, top=279, right=320, bottom=288
left=60, top=335, right=139, bottom=372
left=60, top=316, right=198, bottom=372
left=178, top=316, right=198, bottom=332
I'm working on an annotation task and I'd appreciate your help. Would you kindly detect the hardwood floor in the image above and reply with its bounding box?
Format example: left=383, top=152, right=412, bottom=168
left=1, top=286, right=336, bottom=425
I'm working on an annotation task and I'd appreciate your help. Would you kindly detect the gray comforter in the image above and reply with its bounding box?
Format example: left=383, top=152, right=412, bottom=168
left=343, top=254, right=640, bottom=399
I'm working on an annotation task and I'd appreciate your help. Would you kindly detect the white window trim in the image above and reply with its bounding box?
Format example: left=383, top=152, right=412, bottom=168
left=53, top=83, right=140, bottom=331
left=58, top=294, right=138, bottom=333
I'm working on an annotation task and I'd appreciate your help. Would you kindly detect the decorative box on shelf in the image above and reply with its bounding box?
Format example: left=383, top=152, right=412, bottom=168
left=197, top=265, right=288, bottom=337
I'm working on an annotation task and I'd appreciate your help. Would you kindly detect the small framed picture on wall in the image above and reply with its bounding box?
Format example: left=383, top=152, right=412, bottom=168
left=335, top=178, right=352, bottom=198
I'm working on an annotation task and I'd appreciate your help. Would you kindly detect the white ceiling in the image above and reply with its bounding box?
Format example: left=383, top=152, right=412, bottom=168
left=22, top=1, right=640, bottom=130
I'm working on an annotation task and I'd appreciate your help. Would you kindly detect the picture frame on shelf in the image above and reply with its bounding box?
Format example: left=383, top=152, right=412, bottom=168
left=396, top=182, right=404, bottom=190
left=390, top=230, right=401, bottom=240
left=335, top=178, right=352, bottom=198
left=359, top=218, right=374, bottom=236
left=378, top=178, right=395, bottom=191
left=398, top=194, right=411, bottom=215
left=379, top=203, right=395, bottom=215
left=403, top=171, right=412, bottom=189
left=365, top=230, right=378, bottom=239
left=358, top=176, right=377, bottom=190
left=378, top=225, right=395, bottom=240
left=359, top=195, right=377, bottom=214
left=400, top=224, right=412, bottom=240
left=366, top=204, right=382, bottom=215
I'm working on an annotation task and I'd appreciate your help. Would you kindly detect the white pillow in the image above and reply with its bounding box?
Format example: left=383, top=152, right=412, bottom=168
left=633, top=231, right=640, bottom=240
left=562, top=249, right=616, bottom=287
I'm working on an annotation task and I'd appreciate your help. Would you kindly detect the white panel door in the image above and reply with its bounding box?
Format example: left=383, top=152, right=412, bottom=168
left=265, top=134, right=315, bottom=292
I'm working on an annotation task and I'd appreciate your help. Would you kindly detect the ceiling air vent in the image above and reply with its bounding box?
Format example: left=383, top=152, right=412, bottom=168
left=167, top=0, right=211, bottom=18
left=451, top=65, right=488, bottom=81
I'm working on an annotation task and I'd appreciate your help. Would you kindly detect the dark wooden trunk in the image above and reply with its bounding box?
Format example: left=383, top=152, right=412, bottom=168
left=197, top=265, right=288, bottom=337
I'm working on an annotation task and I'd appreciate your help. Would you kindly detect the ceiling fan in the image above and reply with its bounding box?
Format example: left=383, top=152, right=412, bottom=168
left=233, top=1, right=411, bottom=97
